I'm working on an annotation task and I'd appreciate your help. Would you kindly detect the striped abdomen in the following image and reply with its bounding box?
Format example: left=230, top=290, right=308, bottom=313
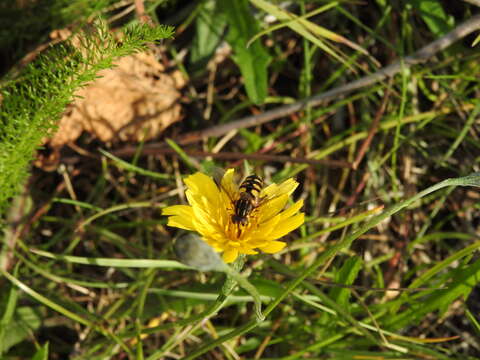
left=231, top=175, right=263, bottom=225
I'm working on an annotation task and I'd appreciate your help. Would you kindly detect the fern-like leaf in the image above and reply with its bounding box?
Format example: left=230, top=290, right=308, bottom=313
left=0, top=21, right=174, bottom=221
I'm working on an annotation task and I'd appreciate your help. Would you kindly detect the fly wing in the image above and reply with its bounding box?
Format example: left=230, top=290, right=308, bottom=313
left=220, top=169, right=239, bottom=202
left=203, top=164, right=225, bottom=187
left=202, top=165, right=238, bottom=203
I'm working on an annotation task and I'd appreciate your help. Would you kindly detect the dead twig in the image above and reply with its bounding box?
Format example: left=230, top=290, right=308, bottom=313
left=463, top=0, right=480, bottom=7
left=134, top=0, right=153, bottom=25
left=174, top=14, right=480, bottom=145
left=111, top=147, right=352, bottom=168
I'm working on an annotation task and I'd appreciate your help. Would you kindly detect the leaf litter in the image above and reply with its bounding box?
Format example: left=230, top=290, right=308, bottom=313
left=37, top=32, right=185, bottom=169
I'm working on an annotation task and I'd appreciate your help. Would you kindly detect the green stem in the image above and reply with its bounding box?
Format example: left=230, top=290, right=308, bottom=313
left=222, top=260, right=265, bottom=322
left=180, top=256, right=247, bottom=325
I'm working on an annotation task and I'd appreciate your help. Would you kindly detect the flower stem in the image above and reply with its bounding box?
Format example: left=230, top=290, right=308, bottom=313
left=221, top=256, right=265, bottom=322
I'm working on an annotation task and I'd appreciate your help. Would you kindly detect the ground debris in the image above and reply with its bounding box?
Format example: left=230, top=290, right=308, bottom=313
left=50, top=51, right=184, bottom=146
left=37, top=46, right=185, bottom=169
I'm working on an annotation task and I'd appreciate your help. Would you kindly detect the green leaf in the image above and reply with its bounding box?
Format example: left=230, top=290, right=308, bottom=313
left=0, top=306, right=42, bottom=354
left=220, top=0, right=271, bottom=104
left=250, top=278, right=284, bottom=299
left=317, top=257, right=362, bottom=326
left=330, top=256, right=363, bottom=310
left=235, top=337, right=262, bottom=354
left=30, top=248, right=192, bottom=269
left=249, top=0, right=357, bottom=71
left=386, top=258, right=480, bottom=329
left=99, top=148, right=171, bottom=180
left=190, top=0, right=227, bottom=71
left=239, top=128, right=264, bottom=152
left=32, top=342, right=49, bottom=360
left=0, top=283, right=19, bottom=354
left=409, top=0, right=454, bottom=36
left=472, top=34, right=480, bottom=47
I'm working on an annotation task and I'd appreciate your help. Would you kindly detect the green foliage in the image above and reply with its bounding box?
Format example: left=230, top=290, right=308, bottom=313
left=31, top=342, right=49, bottom=360
left=239, top=128, right=264, bottom=152
left=1, top=1, right=480, bottom=358
left=409, top=0, right=454, bottom=36
left=385, top=259, right=480, bottom=331
left=0, top=0, right=115, bottom=65
left=0, top=283, right=42, bottom=355
left=26, top=172, right=480, bottom=358
left=0, top=21, right=174, bottom=221
left=220, top=0, right=271, bottom=105
left=330, top=256, right=362, bottom=311
left=190, top=0, right=226, bottom=72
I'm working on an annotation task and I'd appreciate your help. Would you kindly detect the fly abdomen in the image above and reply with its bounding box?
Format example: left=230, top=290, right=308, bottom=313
left=232, top=196, right=254, bottom=225
left=239, top=175, right=263, bottom=197
left=231, top=175, right=264, bottom=226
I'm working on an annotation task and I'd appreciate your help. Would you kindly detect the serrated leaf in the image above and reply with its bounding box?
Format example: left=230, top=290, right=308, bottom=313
left=0, top=21, right=174, bottom=218
left=220, top=0, right=271, bottom=104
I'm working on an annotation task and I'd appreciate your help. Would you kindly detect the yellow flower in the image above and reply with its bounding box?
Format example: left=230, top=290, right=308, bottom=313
left=163, top=169, right=304, bottom=263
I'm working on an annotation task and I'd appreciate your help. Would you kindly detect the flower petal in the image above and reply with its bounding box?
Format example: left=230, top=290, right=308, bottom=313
left=250, top=213, right=280, bottom=241
left=162, top=204, right=193, bottom=217
left=259, top=241, right=286, bottom=253
left=167, top=215, right=196, bottom=231
left=221, top=168, right=238, bottom=201
left=261, top=178, right=298, bottom=199
left=257, top=194, right=289, bottom=223
left=191, top=206, right=225, bottom=239
left=240, top=247, right=258, bottom=255
left=191, top=204, right=213, bottom=229
left=267, top=213, right=305, bottom=240
left=163, top=171, right=303, bottom=263
left=163, top=205, right=196, bottom=230
left=222, top=248, right=238, bottom=263
left=279, top=199, right=304, bottom=220
left=201, top=236, right=223, bottom=252
left=185, top=172, right=222, bottom=209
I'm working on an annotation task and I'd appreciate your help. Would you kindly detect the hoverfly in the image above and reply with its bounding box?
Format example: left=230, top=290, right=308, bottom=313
left=210, top=168, right=266, bottom=230
left=231, top=174, right=264, bottom=226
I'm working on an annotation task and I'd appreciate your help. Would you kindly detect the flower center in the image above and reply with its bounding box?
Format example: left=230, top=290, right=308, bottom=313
left=224, top=203, right=261, bottom=241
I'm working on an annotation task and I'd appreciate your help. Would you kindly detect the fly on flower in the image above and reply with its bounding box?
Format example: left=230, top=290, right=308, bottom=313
left=162, top=169, right=304, bottom=263
left=230, top=175, right=264, bottom=226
